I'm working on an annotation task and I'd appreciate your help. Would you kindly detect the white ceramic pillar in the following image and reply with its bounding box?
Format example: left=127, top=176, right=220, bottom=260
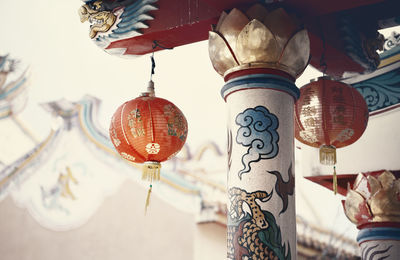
left=224, top=73, right=298, bottom=259
left=207, top=5, right=310, bottom=259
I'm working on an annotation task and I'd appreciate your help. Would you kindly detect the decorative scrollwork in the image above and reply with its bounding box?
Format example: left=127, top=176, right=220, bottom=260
left=235, top=106, right=279, bottom=179
left=353, top=69, right=400, bottom=112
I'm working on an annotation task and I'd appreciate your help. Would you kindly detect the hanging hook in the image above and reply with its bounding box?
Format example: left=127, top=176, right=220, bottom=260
left=152, top=40, right=173, bottom=50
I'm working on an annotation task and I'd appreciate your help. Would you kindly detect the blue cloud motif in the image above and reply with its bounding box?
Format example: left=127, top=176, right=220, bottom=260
left=236, top=106, right=279, bottom=178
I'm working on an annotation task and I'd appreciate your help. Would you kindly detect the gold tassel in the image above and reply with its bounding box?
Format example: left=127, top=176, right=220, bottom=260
left=333, top=166, right=338, bottom=195
left=142, top=161, right=161, bottom=182
left=145, top=184, right=152, bottom=214
left=142, top=161, right=161, bottom=214
left=319, top=145, right=337, bottom=165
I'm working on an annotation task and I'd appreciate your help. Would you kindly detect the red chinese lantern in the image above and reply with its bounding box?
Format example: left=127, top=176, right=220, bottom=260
left=294, top=77, right=369, bottom=192
left=109, top=81, right=188, bottom=210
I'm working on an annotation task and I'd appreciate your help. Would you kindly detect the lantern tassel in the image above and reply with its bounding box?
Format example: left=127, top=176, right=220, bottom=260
left=145, top=184, right=152, bottom=214
left=142, top=161, right=161, bottom=182
left=319, top=145, right=337, bottom=165
left=333, top=166, right=338, bottom=195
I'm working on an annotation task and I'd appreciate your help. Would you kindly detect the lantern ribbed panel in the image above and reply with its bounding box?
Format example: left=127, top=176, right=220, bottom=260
left=294, top=78, right=369, bottom=149
left=109, top=95, right=188, bottom=164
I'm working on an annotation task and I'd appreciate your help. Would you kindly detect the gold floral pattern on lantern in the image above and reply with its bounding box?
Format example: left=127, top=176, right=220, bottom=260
left=343, top=170, right=400, bottom=227
left=208, top=4, right=310, bottom=79
left=164, top=104, right=188, bottom=141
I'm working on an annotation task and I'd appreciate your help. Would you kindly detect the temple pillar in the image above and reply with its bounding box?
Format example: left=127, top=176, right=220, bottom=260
left=208, top=5, right=310, bottom=259
left=343, top=170, right=400, bottom=259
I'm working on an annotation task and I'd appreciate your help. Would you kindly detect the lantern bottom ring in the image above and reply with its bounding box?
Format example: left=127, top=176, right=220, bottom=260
left=142, top=161, right=161, bottom=183
left=319, top=145, right=337, bottom=165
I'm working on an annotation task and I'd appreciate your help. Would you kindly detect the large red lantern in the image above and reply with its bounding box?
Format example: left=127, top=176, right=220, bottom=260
left=109, top=81, right=188, bottom=209
left=294, top=77, right=369, bottom=193
left=294, top=77, right=368, bottom=164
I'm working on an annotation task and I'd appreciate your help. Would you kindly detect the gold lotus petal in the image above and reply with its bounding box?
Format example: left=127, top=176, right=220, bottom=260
left=236, top=19, right=279, bottom=64
left=208, top=31, right=237, bottom=76
left=263, top=8, right=299, bottom=48
left=218, top=8, right=250, bottom=53
left=245, top=4, right=269, bottom=23
left=370, top=190, right=400, bottom=222
left=344, top=189, right=370, bottom=224
left=368, top=175, right=382, bottom=196
left=354, top=173, right=365, bottom=188
left=369, top=175, right=400, bottom=222
left=378, top=170, right=396, bottom=190
left=280, top=29, right=310, bottom=78
left=353, top=174, right=370, bottom=200
left=215, top=11, right=228, bottom=32
left=394, top=178, right=400, bottom=192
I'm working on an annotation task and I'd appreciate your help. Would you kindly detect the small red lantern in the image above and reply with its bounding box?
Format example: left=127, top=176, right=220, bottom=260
left=294, top=77, right=369, bottom=192
left=109, top=81, right=188, bottom=210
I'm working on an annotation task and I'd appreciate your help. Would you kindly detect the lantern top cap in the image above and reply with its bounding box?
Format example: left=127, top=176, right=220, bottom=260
left=141, top=80, right=155, bottom=97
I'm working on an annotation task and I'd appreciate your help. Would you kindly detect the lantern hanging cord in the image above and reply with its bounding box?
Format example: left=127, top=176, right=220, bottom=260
left=150, top=52, right=155, bottom=81
left=149, top=41, right=173, bottom=81
left=318, top=19, right=328, bottom=75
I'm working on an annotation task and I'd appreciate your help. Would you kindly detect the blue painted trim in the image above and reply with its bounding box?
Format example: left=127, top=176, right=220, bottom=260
left=357, top=227, right=400, bottom=243
left=352, top=68, right=400, bottom=113
left=221, top=74, right=299, bottom=100
left=79, top=98, right=115, bottom=150
left=380, top=45, right=400, bottom=60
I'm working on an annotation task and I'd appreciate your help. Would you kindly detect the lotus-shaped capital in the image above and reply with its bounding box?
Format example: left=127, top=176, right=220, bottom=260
left=208, top=5, right=310, bottom=79
left=343, top=170, right=400, bottom=227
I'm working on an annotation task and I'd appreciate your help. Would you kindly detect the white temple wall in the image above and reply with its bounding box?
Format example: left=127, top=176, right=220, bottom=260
left=0, top=180, right=198, bottom=260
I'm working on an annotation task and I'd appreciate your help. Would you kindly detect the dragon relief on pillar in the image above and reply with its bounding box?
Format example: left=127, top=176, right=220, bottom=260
left=228, top=188, right=291, bottom=259
left=227, top=165, right=294, bottom=260
left=79, top=0, right=158, bottom=53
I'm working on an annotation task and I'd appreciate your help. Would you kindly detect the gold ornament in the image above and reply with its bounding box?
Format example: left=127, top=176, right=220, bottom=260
left=208, top=4, right=310, bottom=79
left=343, top=170, right=400, bottom=226
left=79, top=0, right=116, bottom=39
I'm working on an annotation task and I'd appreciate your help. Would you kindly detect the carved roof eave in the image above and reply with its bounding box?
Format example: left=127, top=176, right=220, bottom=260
left=341, top=45, right=400, bottom=115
